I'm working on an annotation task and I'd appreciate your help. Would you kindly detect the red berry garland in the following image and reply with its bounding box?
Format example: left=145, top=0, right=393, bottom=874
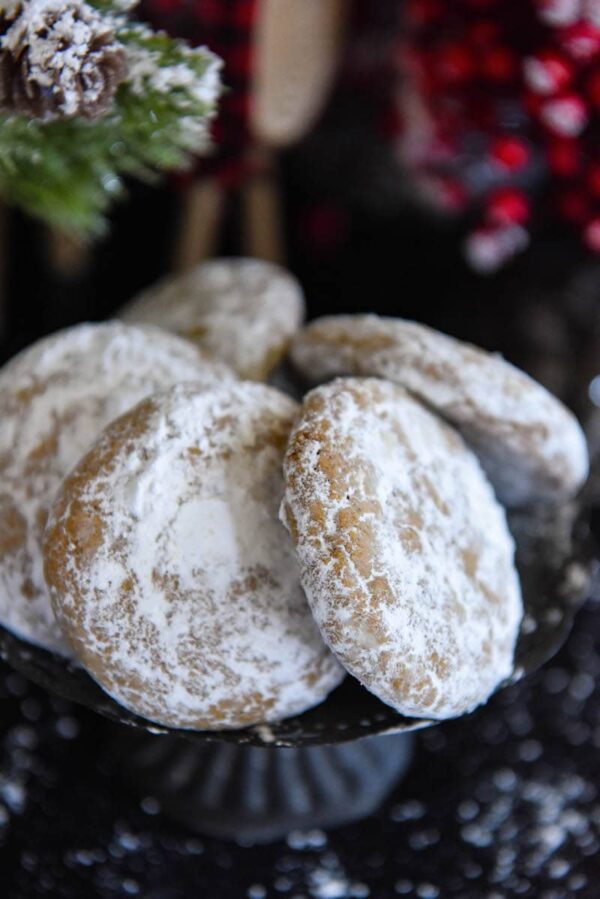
left=397, top=0, right=600, bottom=270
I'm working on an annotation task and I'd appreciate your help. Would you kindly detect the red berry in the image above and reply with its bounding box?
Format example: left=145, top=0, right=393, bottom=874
left=481, top=47, right=517, bottom=82
left=584, top=0, right=600, bottom=27
left=486, top=188, right=531, bottom=225
left=541, top=94, right=588, bottom=136
left=523, top=50, right=573, bottom=95
left=558, top=190, right=590, bottom=221
left=464, top=227, right=506, bottom=273
left=588, top=164, right=600, bottom=195
left=467, top=20, right=499, bottom=46
left=396, top=0, right=600, bottom=265
left=465, top=224, right=529, bottom=273
left=405, top=0, right=443, bottom=26
left=536, top=0, right=581, bottom=27
left=584, top=218, right=600, bottom=252
left=490, top=136, right=530, bottom=170
left=437, top=44, right=475, bottom=82
left=559, top=20, right=600, bottom=60
left=523, top=89, right=544, bottom=118
left=587, top=68, right=600, bottom=107
left=547, top=138, right=581, bottom=175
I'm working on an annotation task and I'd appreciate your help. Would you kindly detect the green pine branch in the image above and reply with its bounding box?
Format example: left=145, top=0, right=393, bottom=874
left=0, top=6, right=221, bottom=237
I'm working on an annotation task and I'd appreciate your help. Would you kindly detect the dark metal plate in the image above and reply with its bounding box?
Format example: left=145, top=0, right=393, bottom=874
left=0, top=499, right=596, bottom=747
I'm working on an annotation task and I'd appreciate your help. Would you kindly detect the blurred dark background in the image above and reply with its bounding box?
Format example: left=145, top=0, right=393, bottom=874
left=3, top=150, right=599, bottom=414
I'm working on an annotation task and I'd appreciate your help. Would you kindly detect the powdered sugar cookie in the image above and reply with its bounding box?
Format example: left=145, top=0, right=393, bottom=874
left=290, top=315, right=589, bottom=507
left=120, top=257, right=305, bottom=380
left=281, top=378, right=523, bottom=720
left=44, top=382, right=343, bottom=730
left=0, top=322, right=234, bottom=656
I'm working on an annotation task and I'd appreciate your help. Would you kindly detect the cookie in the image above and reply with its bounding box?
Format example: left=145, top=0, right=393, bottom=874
left=290, top=315, right=589, bottom=506
left=120, top=257, right=305, bottom=380
left=44, top=382, right=344, bottom=730
left=0, top=322, right=234, bottom=655
left=281, top=378, right=523, bottom=720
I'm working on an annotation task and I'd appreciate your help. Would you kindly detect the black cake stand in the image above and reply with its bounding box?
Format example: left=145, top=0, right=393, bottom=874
left=0, top=498, right=596, bottom=843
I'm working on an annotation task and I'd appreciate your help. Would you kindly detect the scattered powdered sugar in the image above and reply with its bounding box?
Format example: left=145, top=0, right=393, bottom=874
left=124, top=24, right=222, bottom=109
left=308, top=855, right=371, bottom=898
left=0, top=672, right=81, bottom=866
left=44, top=381, right=343, bottom=729
left=4, top=604, right=600, bottom=895
left=253, top=724, right=277, bottom=744
left=0, top=321, right=233, bottom=655
left=245, top=845, right=371, bottom=899
left=281, top=378, right=523, bottom=720
left=290, top=315, right=589, bottom=507
left=120, top=258, right=305, bottom=380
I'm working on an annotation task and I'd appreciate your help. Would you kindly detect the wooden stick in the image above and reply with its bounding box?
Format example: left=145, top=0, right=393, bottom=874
left=172, top=178, right=224, bottom=273
left=251, top=0, right=348, bottom=147
left=242, top=147, right=284, bottom=264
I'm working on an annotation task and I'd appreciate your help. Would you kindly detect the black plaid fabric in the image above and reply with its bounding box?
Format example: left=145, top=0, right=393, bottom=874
left=139, top=0, right=259, bottom=184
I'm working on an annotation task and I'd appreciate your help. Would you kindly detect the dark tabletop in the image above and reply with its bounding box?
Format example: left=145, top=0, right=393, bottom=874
left=1, top=596, right=600, bottom=899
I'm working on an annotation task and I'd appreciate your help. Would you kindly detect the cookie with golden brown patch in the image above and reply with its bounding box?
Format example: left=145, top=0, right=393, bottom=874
left=0, top=322, right=234, bottom=655
left=290, top=315, right=589, bottom=506
left=281, top=377, right=523, bottom=720
left=120, top=258, right=305, bottom=380
left=44, top=382, right=343, bottom=730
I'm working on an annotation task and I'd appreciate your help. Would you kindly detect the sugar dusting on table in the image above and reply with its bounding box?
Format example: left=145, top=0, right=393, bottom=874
left=2, top=584, right=600, bottom=898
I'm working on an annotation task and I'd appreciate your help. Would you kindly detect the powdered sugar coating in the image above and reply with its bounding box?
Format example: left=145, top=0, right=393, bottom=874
left=290, top=315, right=589, bottom=507
left=281, top=378, right=523, bottom=720
left=0, top=322, right=234, bottom=656
left=120, top=257, right=306, bottom=380
left=44, top=382, right=343, bottom=730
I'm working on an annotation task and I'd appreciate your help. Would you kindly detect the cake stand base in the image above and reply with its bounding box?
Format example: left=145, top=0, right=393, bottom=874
left=108, top=730, right=415, bottom=843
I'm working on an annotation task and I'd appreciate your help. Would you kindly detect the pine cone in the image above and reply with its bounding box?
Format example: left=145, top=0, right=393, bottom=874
left=1, top=0, right=127, bottom=121
left=0, top=6, right=20, bottom=111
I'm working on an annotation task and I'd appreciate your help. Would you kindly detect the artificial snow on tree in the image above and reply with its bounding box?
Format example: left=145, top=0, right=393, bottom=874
left=1, top=0, right=127, bottom=120
left=0, top=0, right=221, bottom=236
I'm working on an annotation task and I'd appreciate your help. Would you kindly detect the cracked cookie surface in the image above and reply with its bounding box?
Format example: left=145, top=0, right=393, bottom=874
left=44, top=382, right=343, bottom=730
left=121, top=257, right=305, bottom=381
left=281, top=377, right=523, bottom=720
left=0, top=322, right=233, bottom=655
left=290, top=315, right=588, bottom=506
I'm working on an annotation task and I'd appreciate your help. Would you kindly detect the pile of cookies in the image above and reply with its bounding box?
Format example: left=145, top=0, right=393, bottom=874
left=0, top=259, right=589, bottom=730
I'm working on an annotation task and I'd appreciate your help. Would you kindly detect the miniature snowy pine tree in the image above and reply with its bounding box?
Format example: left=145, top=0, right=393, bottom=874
left=0, top=0, right=222, bottom=236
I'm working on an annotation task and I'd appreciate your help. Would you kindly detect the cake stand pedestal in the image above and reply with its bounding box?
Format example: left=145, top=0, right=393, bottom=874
left=0, top=499, right=595, bottom=843
left=109, top=728, right=415, bottom=843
